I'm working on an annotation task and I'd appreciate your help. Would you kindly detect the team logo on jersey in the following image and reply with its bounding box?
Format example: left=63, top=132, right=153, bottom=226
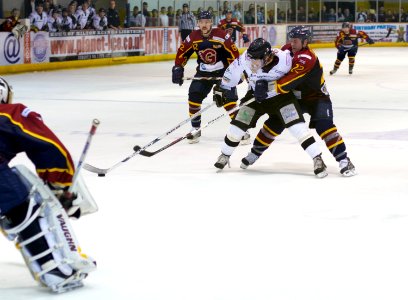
left=198, top=48, right=217, bottom=64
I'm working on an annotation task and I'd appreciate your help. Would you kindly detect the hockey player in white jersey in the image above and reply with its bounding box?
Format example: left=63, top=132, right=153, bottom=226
left=213, top=38, right=328, bottom=177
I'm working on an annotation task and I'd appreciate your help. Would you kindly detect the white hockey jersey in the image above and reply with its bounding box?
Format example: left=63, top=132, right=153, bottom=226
left=220, top=48, right=292, bottom=99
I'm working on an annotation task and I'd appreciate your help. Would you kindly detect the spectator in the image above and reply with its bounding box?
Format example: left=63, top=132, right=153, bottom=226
left=222, top=1, right=230, bottom=15
left=60, top=8, right=74, bottom=31
left=107, top=0, right=121, bottom=29
left=244, top=7, right=255, bottom=24
left=343, top=8, right=354, bottom=22
left=320, top=5, right=328, bottom=21
left=367, top=9, right=376, bottom=22
left=337, top=7, right=345, bottom=22
left=400, top=8, right=407, bottom=22
left=378, top=6, right=385, bottom=22
left=267, top=9, right=274, bottom=24
left=74, top=2, right=91, bottom=29
left=257, top=6, right=265, bottom=24
left=67, top=2, right=78, bottom=29
left=25, top=0, right=38, bottom=18
left=232, top=3, right=242, bottom=21
left=142, top=2, right=151, bottom=18
left=178, top=3, right=196, bottom=41
left=148, top=9, right=159, bottom=26
left=207, top=6, right=215, bottom=23
left=287, top=8, right=295, bottom=22
left=159, top=7, right=169, bottom=26
left=385, top=9, right=396, bottom=22
left=30, top=4, right=48, bottom=32
left=356, top=8, right=367, bottom=22
left=129, top=6, right=145, bottom=27
left=298, top=6, right=306, bottom=22
left=327, top=8, right=336, bottom=22
left=308, top=7, right=318, bottom=22
left=92, top=8, right=107, bottom=30
left=167, top=6, right=175, bottom=25
left=47, top=9, right=62, bottom=32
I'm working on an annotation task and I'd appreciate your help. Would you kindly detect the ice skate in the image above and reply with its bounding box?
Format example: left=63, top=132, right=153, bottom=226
left=313, top=154, right=328, bottom=178
left=329, top=68, right=337, bottom=75
left=214, top=153, right=230, bottom=170
left=239, top=131, right=251, bottom=145
left=339, top=157, right=356, bottom=177
left=240, top=152, right=259, bottom=169
left=187, top=128, right=201, bottom=144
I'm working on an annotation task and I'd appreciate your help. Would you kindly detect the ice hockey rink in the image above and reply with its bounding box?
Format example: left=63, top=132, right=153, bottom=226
left=1, top=47, right=408, bottom=300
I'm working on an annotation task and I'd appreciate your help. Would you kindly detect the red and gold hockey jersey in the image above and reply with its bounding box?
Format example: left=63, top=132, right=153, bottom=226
left=276, top=44, right=330, bottom=102
left=334, top=28, right=370, bottom=49
left=0, top=103, right=75, bottom=188
left=174, top=28, right=239, bottom=74
left=0, top=16, right=20, bottom=32
left=217, top=18, right=246, bottom=39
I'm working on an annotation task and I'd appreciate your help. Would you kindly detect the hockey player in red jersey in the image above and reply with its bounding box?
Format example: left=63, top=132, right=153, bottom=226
left=330, top=22, right=374, bottom=75
left=240, top=26, right=356, bottom=177
left=172, top=10, right=240, bottom=144
left=0, top=77, right=96, bottom=292
left=217, top=9, right=249, bottom=44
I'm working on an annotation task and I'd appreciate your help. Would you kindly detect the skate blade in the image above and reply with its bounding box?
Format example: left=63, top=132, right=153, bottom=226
left=239, top=139, right=251, bottom=146
left=341, top=169, right=356, bottom=177
left=315, top=170, right=328, bottom=178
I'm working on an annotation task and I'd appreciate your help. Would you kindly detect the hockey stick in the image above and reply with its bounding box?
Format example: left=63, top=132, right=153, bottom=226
left=83, top=102, right=216, bottom=176
left=69, top=119, right=100, bottom=191
left=183, top=76, right=223, bottom=81
left=137, top=98, right=256, bottom=158
left=352, top=27, right=392, bottom=49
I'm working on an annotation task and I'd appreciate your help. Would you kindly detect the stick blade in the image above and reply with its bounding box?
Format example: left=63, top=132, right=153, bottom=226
left=385, top=27, right=392, bottom=38
left=83, top=163, right=109, bottom=175
left=139, top=150, right=155, bottom=157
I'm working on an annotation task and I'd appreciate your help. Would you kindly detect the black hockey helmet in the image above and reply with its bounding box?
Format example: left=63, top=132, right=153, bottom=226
left=288, top=25, right=312, bottom=43
left=342, top=22, right=352, bottom=28
left=198, top=10, right=213, bottom=20
left=247, top=38, right=272, bottom=60
left=0, top=77, right=13, bottom=104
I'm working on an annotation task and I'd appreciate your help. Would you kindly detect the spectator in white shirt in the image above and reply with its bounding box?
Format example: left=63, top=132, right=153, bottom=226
left=93, top=8, right=108, bottom=30
left=159, top=6, right=169, bottom=26
left=30, top=4, right=48, bottom=31
left=128, top=6, right=145, bottom=27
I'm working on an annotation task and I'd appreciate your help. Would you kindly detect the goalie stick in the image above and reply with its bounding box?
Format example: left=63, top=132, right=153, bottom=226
left=69, top=119, right=100, bottom=191
left=83, top=102, right=216, bottom=175
left=137, top=98, right=256, bottom=157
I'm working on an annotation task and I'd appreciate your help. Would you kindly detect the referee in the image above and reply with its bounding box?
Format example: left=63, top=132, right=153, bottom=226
left=178, top=3, right=196, bottom=41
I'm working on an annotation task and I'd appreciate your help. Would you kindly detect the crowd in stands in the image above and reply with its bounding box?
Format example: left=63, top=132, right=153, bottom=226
left=1, top=0, right=407, bottom=34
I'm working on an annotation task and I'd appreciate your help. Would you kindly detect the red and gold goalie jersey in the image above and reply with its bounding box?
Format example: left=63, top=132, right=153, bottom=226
left=217, top=18, right=245, bottom=42
left=0, top=103, right=75, bottom=188
left=276, top=44, right=330, bottom=102
left=174, top=28, right=239, bottom=77
left=335, top=28, right=370, bottom=49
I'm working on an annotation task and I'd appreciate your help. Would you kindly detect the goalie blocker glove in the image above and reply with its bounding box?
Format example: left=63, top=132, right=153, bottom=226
left=172, top=66, right=184, bottom=86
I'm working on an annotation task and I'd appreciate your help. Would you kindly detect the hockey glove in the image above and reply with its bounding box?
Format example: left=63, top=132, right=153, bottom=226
left=337, top=45, right=347, bottom=53
left=172, top=66, right=184, bottom=86
left=242, top=34, right=250, bottom=43
left=51, top=187, right=81, bottom=219
left=366, top=38, right=375, bottom=44
left=254, top=80, right=269, bottom=103
left=213, top=85, right=226, bottom=107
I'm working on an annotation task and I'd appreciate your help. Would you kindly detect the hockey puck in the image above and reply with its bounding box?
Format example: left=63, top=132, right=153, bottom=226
left=133, top=145, right=141, bottom=151
left=98, top=173, right=106, bottom=177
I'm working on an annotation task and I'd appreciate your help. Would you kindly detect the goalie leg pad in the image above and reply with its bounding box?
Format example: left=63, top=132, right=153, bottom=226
left=1, top=166, right=96, bottom=293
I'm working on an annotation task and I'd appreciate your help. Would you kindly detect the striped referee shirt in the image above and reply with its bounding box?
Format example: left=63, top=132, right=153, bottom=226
left=178, top=12, right=196, bottom=30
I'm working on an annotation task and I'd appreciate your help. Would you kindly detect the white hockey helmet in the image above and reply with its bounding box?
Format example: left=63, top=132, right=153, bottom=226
left=0, top=77, right=13, bottom=104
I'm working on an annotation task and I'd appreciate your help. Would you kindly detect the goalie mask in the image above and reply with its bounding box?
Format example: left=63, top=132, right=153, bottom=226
left=247, top=38, right=273, bottom=72
left=0, top=77, right=13, bottom=104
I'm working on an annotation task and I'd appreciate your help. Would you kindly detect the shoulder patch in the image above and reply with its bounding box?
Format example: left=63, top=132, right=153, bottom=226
left=298, top=54, right=312, bottom=60
left=21, top=107, right=31, bottom=118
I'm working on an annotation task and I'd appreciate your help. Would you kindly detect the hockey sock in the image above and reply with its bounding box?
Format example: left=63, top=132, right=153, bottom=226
left=223, top=101, right=237, bottom=119
left=317, top=124, right=347, bottom=162
left=252, top=123, right=281, bottom=156
left=188, top=101, right=201, bottom=128
left=334, top=59, right=342, bottom=69
left=348, top=56, right=355, bottom=69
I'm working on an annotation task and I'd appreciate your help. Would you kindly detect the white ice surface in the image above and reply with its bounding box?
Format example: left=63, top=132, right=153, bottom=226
left=1, top=47, right=408, bottom=300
